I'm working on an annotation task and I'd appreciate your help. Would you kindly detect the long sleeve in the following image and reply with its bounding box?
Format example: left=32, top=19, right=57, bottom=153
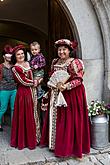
left=38, top=54, right=46, bottom=69
left=30, top=53, right=46, bottom=69
left=66, top=59, right=84, bottom=90
left=0, top=64, right=3, bottom=81
left=12, top=66, right=34, bottom=86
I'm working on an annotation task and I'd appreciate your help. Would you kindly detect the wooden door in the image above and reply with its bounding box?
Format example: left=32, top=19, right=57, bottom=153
left=47, top=0, right=74, bottom=66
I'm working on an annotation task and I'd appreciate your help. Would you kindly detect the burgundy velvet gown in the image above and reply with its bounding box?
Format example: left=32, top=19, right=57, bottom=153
left=10, top=65, right=37, bottom=150
left=40, top=58, right=90, bottom=158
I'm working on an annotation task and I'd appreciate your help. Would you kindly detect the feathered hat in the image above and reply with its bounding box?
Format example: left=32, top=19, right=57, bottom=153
left=2, top=45, right=13, bottom=56
left=12, top=44, right=25, bottom=54
left=54, top=39, right=78, bottom=51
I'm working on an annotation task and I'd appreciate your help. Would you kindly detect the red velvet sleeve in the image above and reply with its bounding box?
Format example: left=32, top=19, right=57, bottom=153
left=66, top=59, right=84, bottom=90
left=12, top=66, right=34, bottom=86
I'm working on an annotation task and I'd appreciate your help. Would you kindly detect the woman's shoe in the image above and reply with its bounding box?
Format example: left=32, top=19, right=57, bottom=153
left=0, top=127, right=3, bottom=132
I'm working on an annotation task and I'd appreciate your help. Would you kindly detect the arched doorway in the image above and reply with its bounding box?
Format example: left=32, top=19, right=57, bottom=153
left=0, top=0, right=79, bottom=66
left=0, top=20, right=48, bottom=62
left=47, top=0, right=76, bottom=65
left=0, top=0, right=77, bottom=126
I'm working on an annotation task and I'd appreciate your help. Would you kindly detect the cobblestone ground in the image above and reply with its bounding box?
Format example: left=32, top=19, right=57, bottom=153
left=0, top=126, right=110, bottom=165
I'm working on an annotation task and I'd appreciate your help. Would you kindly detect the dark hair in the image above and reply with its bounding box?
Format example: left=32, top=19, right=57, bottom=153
left=70, top=49, right=77, bottom=58
left=56, top=45, right=77, bottom=58
left=11, top=48, right=27, bottom=65
left=56, top=44, right=73, bottom=52
left=56, top=44, right=78, bottom=58
left=2, top=50, right=6, bottom=57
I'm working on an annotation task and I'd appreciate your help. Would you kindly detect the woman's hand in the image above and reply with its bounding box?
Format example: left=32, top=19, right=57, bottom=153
left=33, top=78, right=43, bottom=87
left=56, top=82, right=67, bottom=91
left=60, top=84, right=67, bottom=91
left=33, top=80, right=38, bottom=87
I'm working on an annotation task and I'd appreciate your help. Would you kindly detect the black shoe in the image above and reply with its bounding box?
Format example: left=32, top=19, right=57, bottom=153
left=0, top=127, right=3, bottom=132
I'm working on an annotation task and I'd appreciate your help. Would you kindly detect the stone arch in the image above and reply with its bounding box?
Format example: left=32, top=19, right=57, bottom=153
left=58, top=0, right=105, bottom=103
left=0, top=19, right=48, bottom=63
left=0, top=19, right=47, bottom=46
left=55, top=0, right=82, bottom=57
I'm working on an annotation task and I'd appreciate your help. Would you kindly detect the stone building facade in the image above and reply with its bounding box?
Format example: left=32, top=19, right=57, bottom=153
left=60, top=0, right=110, bottom=103
left=0, top=0, right=110, bottom=103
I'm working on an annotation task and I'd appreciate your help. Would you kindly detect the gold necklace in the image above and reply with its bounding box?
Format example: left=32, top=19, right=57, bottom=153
left=58, top=58, right=70, bottom=64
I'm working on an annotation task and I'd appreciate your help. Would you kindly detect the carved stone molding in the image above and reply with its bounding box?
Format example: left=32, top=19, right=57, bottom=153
left=90, top=0, right=110, bottom=101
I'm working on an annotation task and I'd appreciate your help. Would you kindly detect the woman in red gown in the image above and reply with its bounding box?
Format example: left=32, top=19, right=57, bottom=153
left=10, top=45, right=37, bottom=150
left=40, top=39, right=90, bottom=158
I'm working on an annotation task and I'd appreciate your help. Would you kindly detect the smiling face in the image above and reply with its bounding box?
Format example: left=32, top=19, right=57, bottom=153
left=15, top=49, right=25, bottom=63
left=30, top=44, right=40, bottom=56
left=57, top=46, right=70, bottom=60
left=3, top=54, right=12, bottom=62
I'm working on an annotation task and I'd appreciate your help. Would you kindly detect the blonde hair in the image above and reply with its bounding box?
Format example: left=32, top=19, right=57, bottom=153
left=30, top=41, right=40, bottom=49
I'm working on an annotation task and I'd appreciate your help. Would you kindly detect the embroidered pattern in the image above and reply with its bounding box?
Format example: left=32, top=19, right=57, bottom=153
left=12, top=67, right=33, bottom=86
left=49, top=58, right=84, bottom=149
left=33, top=88, right=41, bottom=143
left=49, top=89, right=58, bottom=150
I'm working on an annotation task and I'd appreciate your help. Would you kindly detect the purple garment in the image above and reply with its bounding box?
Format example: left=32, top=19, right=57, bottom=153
left=30, top=53, right=46, bottom=69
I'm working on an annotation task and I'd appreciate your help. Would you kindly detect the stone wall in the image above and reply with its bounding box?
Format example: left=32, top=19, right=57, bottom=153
left=90, top=0, right=110, bottom=103
left=60, top=0, right=110, bottom=103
